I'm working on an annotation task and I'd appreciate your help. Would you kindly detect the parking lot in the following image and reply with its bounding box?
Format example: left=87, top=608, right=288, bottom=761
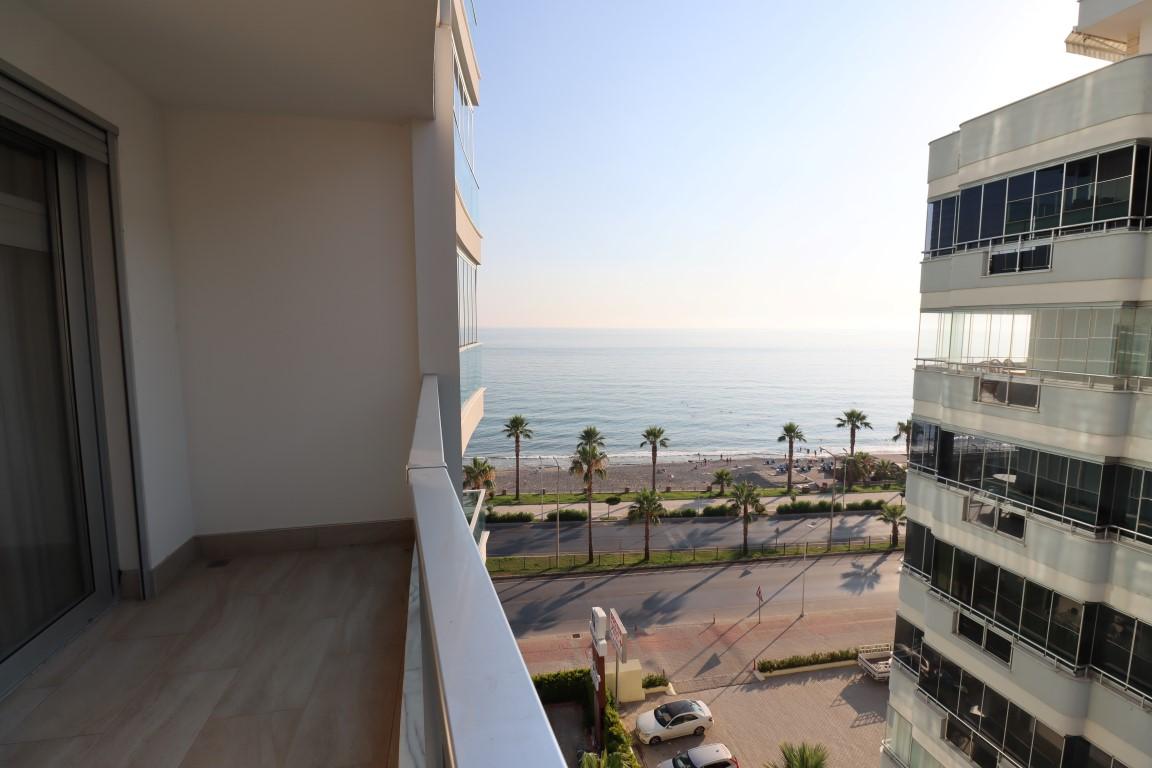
left=620, top=668, right=888, bottom=768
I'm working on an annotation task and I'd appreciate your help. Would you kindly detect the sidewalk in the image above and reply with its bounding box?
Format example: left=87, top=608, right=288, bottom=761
left=495, top=489, right=906, bottom=521
left=515, top=605, right=896, bottom=693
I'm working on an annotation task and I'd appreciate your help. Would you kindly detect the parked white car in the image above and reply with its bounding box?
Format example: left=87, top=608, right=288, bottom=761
left=635, top=699, right=714, bottom=745
left=656, top=743, right=739, bottom=768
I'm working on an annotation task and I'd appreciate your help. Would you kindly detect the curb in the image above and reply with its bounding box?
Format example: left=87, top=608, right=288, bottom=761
left=487, top=546, right=903, bottom=581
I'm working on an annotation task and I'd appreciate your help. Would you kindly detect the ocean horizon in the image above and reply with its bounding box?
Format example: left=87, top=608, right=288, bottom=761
left=465, top=327, right=915, bottom=465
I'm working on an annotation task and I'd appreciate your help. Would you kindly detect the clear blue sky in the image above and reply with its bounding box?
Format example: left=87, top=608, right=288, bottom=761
left=474, top=0, right=1102, bottom=342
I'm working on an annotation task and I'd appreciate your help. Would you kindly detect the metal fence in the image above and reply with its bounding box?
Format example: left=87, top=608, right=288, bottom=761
left=487, top=535, right=903, bottom=573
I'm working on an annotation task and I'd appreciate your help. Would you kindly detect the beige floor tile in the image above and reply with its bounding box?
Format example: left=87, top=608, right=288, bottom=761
left=212, top=616, right=338, bottom=718
left=179, top=710, right=301, bottom=768
left=0, top=686, right=54, bottom=743
left=11, top=635, right=178, bottom=741
left=19, top=607, right=129, bottom=690
left=274, top=549, right=363, bottom=623
left=85, top=667, right=236, bottom=768
left=110, top=578, right=219, bottom=640
left=0, top=734, right=99, bottom=767
left=169, top=594, right=263, bottom=673
left=283, top=652, right=402, bottom=768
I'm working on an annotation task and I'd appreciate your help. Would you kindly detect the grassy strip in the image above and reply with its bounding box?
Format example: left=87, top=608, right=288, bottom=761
left=486, top=540, right=901, bottom=575
left=489, top=485, right=904, bottom=507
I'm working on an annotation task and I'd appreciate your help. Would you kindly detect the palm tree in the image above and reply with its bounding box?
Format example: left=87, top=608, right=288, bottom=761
left=640, top=426, right=670, bottom=491
left=729, top=482, right=763, bottom=555
left=577, top=425, right=606, bottom=449
left=847, top=451, right=877, bottom=488
left=766, top=742, right=829, bottom=768
left=462, top=457, right=495, bottom=491
left=874, top=459, right=899, bottom=481
left=628, top=488, right=664, bottom=560
left=892, top=419, right=911, bottom=458
left=776, top=422, right=807, bottom=493
left=502, top=415, right=534, bottom=501
left=570, top=442, right=608, bottom=563
left=878, top=504, right=907, bottom=548
left=712, top=468, right=733, bottom=496
left=835, top=409, right=873, bottom=455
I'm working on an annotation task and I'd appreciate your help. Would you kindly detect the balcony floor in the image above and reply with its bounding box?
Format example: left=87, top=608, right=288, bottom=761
left=0, top=542, right=411, bottom=767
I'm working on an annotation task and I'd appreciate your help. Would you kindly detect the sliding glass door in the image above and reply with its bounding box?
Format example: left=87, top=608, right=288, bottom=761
left=0, top=125, right=113, bottom=693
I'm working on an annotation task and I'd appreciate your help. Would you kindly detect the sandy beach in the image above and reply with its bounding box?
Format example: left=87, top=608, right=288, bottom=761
left=484, top=450, right=908, bottom=496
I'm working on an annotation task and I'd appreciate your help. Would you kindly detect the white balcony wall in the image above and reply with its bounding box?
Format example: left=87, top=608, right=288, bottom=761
left=167, top=110, right=420, bottom=535
left=0, top=0, right=195, bottom=567
left=887, top=664, right=957, bottom=767
left=920, top=231, right=1152, bottom=309
left=912, top=369, right=1150, bottom=460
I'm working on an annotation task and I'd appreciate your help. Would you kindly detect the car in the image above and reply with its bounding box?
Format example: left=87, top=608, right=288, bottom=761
left=656, top=742, right=739, bottom=768
left=635, top=699, right=714, bottom=745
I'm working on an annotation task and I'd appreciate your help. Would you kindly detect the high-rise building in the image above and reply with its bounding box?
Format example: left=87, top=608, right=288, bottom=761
left=882, top=3, right=1152, bottom=767
left=0, top=1, right=556, bottom=764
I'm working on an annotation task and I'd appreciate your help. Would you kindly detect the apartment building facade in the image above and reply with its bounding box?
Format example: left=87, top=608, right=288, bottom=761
left=0, top=1, right=552, bottom=764
left=882, top=3, right=1152, bottom=767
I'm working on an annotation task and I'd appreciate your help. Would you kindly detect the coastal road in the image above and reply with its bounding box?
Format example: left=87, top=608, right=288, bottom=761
left=485, top=513, right=895, bottom=556
left=495, top=551, right=901, bottom=636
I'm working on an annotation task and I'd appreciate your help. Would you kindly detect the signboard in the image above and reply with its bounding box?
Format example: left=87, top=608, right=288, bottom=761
left=607, top=608, right=628, bottom=662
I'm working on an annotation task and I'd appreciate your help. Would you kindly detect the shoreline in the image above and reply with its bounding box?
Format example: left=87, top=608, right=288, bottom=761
left=476, top=450, right=908, bottom=495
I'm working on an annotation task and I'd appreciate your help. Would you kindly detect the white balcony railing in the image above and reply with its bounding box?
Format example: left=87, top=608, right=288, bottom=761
left=401, top=375, right=565, bottom=767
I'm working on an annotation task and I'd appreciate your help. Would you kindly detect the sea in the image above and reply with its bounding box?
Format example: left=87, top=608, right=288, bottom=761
left=466, top=328, right=915, bottom=466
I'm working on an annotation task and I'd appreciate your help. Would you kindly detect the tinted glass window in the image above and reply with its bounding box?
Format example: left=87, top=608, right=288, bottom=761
left=1007, top=448, right=1038, bottom=508
left=1063, top=182, right=1094, bottom=225
left=1029, top=719, right=1063, bottom=768
left=1133, top=145, right=1150, bottom=218
left=1035, top=165, right=1063, bottom=194
left=1093, top=608, right=1135, bottom=682
left=1065, top=460, right=1102, bottom=525
left=958, top=670, right=986, bottom=728
left=973, top=559, right=998, bottom=616
left=952, top=550, right=976, bottom=605
left=1007, top=171, right=1034, bottom=200
left=957, top=187, right=982, bottom=243
left=957, top=613, right=984, bottom=647
left=932, top=541, right=954, bottom=593
left=905, top=521, right=925, bottom=573
left=1033, top=191, right=1061, bottom=230
left=1003, top=703, right=1034, bottom=765
left=1048, top=594, right=1084, bottom=663
left=1130, top=621, right=1152, bottom=697
left=939, top=196, right=957, bottom=248
left=938, top=657, right=963, bottom=711
left=1021, top=582, right=1053, bottom=648
left=1032, top=452, right=1067, bottom=514
left=1097, top=146, right=1133, bottom=181
left=1065, top=156, right=1096, bottom=188
left=978, top=685, right=1008, bottom=746
left=919, top=645, right=942, bottom=699
left=995, top=570, right=1024, bottom=632
left=984, top=630, right=1013, bottom=664
left=981, top=179, right=1006, bottom=238
left=1095, top=175, right=1131, bottom=220
left=1110, top=466, right=1142, bottom=530
left=927, top=201, right=940, bottom=250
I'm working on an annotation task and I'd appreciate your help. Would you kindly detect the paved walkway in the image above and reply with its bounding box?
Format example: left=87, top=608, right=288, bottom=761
left=516, top=604, right=896, bottom=692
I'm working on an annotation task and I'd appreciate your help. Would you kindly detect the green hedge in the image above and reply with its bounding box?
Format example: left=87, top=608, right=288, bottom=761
left=546, top=508, right=589, bottom=521
left=641, top=672, right=668, bottom=688
left=604, top=694, right=639, bottom=767
left=531, top=668, right=594, bottom=728
left=486, top=510, right=535, bottom=523
left=661, top=509, right=698, bottom=518
left=775, top=499, right=885, bottom=514
left=755, top=648, right=858, bottom=673
left=701, top=503, right=735, bottom=517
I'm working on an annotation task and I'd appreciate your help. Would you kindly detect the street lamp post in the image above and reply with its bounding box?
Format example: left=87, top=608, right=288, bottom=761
left=820, top=447, right=847, bottom=551
left=553, top=456, right=562, bottom=562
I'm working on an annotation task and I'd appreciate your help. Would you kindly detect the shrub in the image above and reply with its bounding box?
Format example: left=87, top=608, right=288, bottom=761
left=776, top=501, right=845, bottom=514
left=603, top=694, right=639, bottom=767
left=532, top=669, right=594, bottom=728
left=662, top=508, right=698, bottom=518
left=641, top=672, right=668, bottom=688
left=546, top=508, right=588, bottom=522
left=485, top=511, right=534, bottom=523
left=755, top=648, right=857, bottom=674
left=604, top=495, right=622, bottom=507
left=701, top=503, right=735, bottom=517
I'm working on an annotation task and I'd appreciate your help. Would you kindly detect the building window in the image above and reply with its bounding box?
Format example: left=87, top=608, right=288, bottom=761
left=924, top=143, right=1149, bottom=259
left=457, top=250, right=478, bottom=348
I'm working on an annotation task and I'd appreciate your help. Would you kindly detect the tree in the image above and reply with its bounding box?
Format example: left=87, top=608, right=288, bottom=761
left=729, top=481, right=763, bottom=555
left=766, top=742, right=829, bottom=768
left=878, top=504, right=907, bottom=548
left=628, top=488, right=664, bottom=560
left=892, top=419, right=911, bottom=458
left=502, top=415, right=534, bottom=501
left=835, top=409, right=873, bottom=456
left=462, top=457, right=495, bottom=491
left=712, top=468, right=733, bottom=496
left=874, top=459, right=900, bottom=482
left=578, top=425, right=606, bottom=449
left=580, top=751, right=626, bottom=768
left=570, top=442, right=608, bottom=563
left=846, top=451, right=877, bottom=488
left=776, top=422, right=807, bottom=493
left=640, top=426, right=670, bottom=491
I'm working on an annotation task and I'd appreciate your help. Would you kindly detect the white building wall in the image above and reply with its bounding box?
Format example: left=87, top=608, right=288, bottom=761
left=165, top=109, right=420, bottom=535
left=0, top=0, right=195, bottom=566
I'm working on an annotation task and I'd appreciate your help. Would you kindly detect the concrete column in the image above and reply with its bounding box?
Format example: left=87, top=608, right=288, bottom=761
left=412, top=22, right=463, bottom=491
